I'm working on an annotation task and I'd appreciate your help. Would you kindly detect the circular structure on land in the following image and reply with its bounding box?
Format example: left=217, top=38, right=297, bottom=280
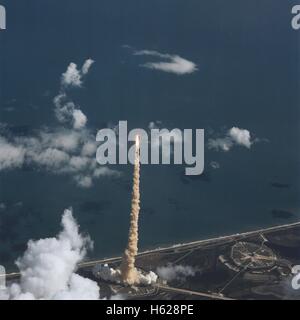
left=231, top=242, right=276, bottom=270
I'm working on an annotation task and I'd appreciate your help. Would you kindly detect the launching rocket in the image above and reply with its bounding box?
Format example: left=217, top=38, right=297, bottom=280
left=120, top=135, right=141, bottom=285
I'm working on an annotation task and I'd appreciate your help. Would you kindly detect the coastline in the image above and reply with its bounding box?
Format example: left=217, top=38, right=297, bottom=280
left=4, top=220, right=300, bottom=279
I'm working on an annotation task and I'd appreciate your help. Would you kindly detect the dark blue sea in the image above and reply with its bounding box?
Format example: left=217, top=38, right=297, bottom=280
left=0, top=0, right=299, bottom=271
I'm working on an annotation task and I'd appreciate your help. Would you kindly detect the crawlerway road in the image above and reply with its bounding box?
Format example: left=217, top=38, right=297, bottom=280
left=154, top=284, right=235, bottom=300
left=3, top=221, right=300, bottom=280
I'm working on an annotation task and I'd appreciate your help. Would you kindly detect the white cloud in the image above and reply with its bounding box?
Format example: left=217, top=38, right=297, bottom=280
left=208, top=127, right=254, bottom=152
left=81, top=59, right=94, bottom=75
left=0, top=137, right=25, bottom=170
left=31, top=148, right=70, bottom=170
left=229, top=127, right=252, bottom=149
left=61, top=59, right=94, bottom=88
left=207, top=137, right=233, bottom=152
left=93, top=167, right=121, bottom=178
left=48, top=130, right=81, bottom=152
left=0, top=58, right=120, bottom=188
left=156, top=264, right=198, bottom=282
left=134, top=50, right=197, bottom=75
left=69, top=156, right=90, bottom=171
left=1, top=209, right=100, bottom=300
left=53, top=94, right=73, bottom=123
left=61, top=63, right=82, bottom=88
left=0, top=127, right=120, bottom=188
left=53, top=274, right=99, bottom=300
left=53, top=93, right=87, bottom=131
left=81, top=141, right=97, bottom=157
left=73, top=109, right=87, bottom=129
left=56, top=59, right=94, bottom=129
left=74, top=175, right=93, bottom=188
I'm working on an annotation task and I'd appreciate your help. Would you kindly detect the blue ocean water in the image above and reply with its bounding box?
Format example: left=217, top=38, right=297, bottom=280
left=0, top=0, right=299, bottom=270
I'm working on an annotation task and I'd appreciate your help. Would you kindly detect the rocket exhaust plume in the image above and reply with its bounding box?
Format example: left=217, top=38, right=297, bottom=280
left=94, top=135, right=158, bottom=286
left=120, top=135, right=141, bottom=285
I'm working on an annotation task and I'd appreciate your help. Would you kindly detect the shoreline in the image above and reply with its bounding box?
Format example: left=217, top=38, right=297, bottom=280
left=4, top=220, right=300, bottom=278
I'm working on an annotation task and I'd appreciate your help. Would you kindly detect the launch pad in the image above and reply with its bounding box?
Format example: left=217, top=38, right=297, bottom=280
left=231, top=242, right=277, bottom=271
left=92, top=263, right=160, bottom=299
left=92, top=263, right=158, bottom=287
left=5, top=221, right=300, bottom=300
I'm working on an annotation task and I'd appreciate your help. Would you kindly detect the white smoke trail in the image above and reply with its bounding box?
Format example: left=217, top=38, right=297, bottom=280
left=92, top=136, right=157, bottom=287
left=0, top=209, right=100, bottom=300
left=93, top=263, right=157, bottom=286
left=156, top=264, right=198, bottom=282
left=120, top=136, right=141, bottom=285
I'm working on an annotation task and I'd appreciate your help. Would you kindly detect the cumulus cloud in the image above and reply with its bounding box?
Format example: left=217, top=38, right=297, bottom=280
left=207, top=137, right=233, bottom=152
left=31, top=147, right=70, bottom=170
left=134, top=50, right=197, bottom=75
left=61, top=59, right=94, bottom=88
left=156, top=264, right=198, bottom=282
left=54, top=93, right=87, bottom=130
left=81, top=59, right=95, bottom=75
left=228, top=127, right=252, bottom=148
left=61, top=63, right=82, bottom=88
left=81, top=140, right=97, bottom=157
left=73, top=109, right=87, bottom=130
left=93, top=167, right=121, bottom=179
left=0, top=209, right=100, bottom=300
left=0, top=137, right=25, bottom=170
left=0, top=59, right=120, bottom=188
left=55, top=59, right=94, bottom=129
left=0, top=126, right=120, bottom=188
left=74, top=175, right=93, bottom=189
left=208, top=127, right=255, bottom=152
